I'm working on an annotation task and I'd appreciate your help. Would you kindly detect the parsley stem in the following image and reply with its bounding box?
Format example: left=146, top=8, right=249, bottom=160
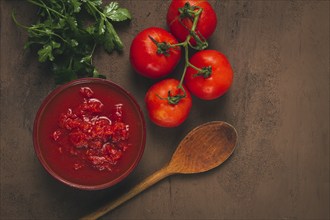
left=90, top=43, right=97, bottom=65
left=12, top=11, right=68, bottom=44
left=11, top=11, right=29, bottom=29
left=86, top=1, right=106, bottom=19
left=85, top=2, right=98, bottom=20
left=37, top=0, right=52, bottom=19
left=68, top=57, right=73, bottom=70
left=31, top=28, right=69, bottom=44
left=27, top=0, right=65, bottom=19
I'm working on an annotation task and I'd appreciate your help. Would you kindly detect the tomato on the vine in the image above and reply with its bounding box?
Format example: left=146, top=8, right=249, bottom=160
left=166, top=0, right=217, bottom=45
left=130, top=27, right=182, bottom=79
left=145, top=79, right=192, bottom=127
left=184, top=50, right=234, bottom=100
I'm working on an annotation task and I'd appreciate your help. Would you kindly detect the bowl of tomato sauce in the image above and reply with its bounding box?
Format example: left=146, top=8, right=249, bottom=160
left=33, top=78, right=146, bottom=190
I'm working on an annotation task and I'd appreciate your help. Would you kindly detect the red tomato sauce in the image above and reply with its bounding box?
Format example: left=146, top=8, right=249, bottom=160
left=52, top=86, right=130, bottom=172
left=35, top=81, right=145, bottom=187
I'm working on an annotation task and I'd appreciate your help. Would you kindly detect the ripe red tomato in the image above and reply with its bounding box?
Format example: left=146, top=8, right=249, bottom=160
left=145, top=79, right=192, bottom=127
left=184, top=50, right=234, bottom=100
left=130, top=27, right=182, bottom=79
left=166, top=0, right=217, bottom=44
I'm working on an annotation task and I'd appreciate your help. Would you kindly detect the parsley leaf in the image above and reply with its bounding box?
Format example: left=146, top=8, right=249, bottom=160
left=104, top=2, right=131, bottom=22
left=69, top=0, right=82, bottom=13
left=105, top=21, right=124, bottom=51
left=38, top=44, right=54, bottom=62
left=13, top=0, right=131, bottom=84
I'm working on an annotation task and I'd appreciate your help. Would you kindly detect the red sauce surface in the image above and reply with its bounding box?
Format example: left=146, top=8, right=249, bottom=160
left=52, top=86, right=130, bottom=172
left=35, top=80, right=145, bottom=188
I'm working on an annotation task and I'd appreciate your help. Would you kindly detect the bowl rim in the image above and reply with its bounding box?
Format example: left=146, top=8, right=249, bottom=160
left=33, top=78, right=146, bottom=190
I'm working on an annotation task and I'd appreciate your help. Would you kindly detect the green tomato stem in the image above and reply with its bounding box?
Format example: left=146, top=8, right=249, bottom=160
left=176, top=7, right=204, bottom=90
left=156, top=5, right=207, bottom=104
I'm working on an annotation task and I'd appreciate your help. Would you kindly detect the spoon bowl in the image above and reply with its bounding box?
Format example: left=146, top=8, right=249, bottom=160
left=81, top=121, right=238, bottom=220
left=169, top=121, right=237, bottom=174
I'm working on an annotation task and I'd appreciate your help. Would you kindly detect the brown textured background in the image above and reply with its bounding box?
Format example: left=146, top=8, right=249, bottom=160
left=1, top=0, right=329, bottom=219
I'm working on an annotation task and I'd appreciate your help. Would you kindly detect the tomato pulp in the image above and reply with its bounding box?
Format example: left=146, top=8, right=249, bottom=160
left=34, top=79, right=145, bottom=189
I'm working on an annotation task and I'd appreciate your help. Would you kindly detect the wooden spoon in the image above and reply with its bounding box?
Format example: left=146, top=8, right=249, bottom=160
left=81, top=121, right=238, bottom=220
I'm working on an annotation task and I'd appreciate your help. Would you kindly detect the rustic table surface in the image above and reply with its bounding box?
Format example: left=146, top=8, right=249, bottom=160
left=1, top=0, right=329, bottom=219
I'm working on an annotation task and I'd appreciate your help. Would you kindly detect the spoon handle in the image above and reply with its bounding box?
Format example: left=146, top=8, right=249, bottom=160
left=80, top=165, right=173, bottom=220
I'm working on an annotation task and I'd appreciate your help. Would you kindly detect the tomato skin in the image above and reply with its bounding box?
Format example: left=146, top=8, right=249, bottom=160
left=184, top=50, right=234, bottom=100
left=145, top=79, right=192, bottom=127
left=130, top=27, right=182, bottom=79
left=166, top=0, right=217, bottom=44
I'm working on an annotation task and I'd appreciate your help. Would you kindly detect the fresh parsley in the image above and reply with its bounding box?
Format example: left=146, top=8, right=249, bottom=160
left=12, top=0, right=131, bottom=84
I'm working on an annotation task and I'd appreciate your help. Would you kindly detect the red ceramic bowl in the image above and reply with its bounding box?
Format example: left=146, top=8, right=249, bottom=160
left=33, top=78, right=146, bottom=190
